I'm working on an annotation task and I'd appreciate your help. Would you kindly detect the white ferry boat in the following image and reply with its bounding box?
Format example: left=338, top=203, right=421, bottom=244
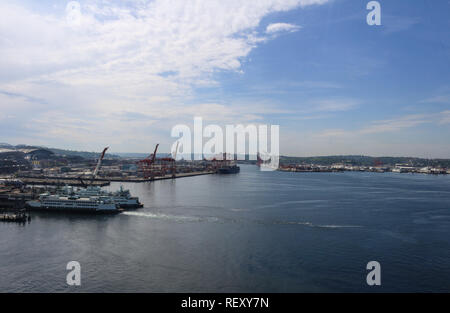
left=61, top=185, right=143, bottom=209
left=26, top=193, right=119, bottom=213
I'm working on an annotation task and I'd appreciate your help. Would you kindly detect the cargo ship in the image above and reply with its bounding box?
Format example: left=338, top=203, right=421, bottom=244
left=209, top=153, right=241, bottom=174
left=26, top=192, right=119, bottom=214
left=217, top=164, right=240, bottom=174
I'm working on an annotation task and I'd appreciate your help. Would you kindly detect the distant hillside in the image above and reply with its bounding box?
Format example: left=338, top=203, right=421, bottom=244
left=115, top=152, right=203, bottom=159
left=2, top=143, right=449, bottom=166
left=116, top=153, right=450, bottom=167
left=0, top=143, right=120, bottom=159
left=115, top=152, right=171, bottom=159
left=49, top=148, right=120, bottom=159
left=280, top=155, right=450, bottom=168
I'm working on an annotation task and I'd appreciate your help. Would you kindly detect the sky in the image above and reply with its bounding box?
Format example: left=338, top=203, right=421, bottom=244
left=0, top=0, right=449, bottom=157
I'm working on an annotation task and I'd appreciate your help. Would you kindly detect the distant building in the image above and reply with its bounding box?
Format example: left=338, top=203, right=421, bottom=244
left=419, top=167, right=431, bottom=174
left=331, top=163, right=345, bottom=170
left=394, top=163, right=416, bottom=173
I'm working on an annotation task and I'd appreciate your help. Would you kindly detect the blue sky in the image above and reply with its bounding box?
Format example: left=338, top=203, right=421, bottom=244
left=0, top=0, right=449, bottom=157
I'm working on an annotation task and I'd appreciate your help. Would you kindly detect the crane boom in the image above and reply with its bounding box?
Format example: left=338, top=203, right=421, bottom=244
left=172, top=141, right=179, bottom=160
left=151, top=144, right=159, bottom=163
left=92, top=147, right=109, bottom=180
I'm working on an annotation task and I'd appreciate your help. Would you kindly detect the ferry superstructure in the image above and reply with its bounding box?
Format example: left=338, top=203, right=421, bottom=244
left=61, top=185, right=143, bottom=209
left=26, top=193, right=119, bottom=213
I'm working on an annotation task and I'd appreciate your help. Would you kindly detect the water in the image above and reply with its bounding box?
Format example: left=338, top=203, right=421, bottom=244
left=1, top=165, right=450, bottom=292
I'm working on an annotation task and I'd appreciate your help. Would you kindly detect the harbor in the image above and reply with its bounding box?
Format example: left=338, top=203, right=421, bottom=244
left=2, top=143, right=449, bottom=216
left=2, top=164, right=450, bottom=292
left=0, top=145, right=237, bottom=214
left=2, top=0, right=450, bottom=296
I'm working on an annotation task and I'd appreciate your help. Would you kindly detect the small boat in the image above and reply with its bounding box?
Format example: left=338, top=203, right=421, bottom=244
left=0, top=212, right=31, bottom=223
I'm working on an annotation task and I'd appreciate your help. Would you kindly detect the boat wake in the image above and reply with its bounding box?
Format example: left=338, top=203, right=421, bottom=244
left=315, top=224, right=363, bottom=229
left=122, top=211, right=361, bottom=229
left=122, top=211, right=219, bottom=223
left=274, top=220, right=362, bottom=229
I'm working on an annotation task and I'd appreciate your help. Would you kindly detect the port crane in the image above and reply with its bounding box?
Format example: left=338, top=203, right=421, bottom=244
left=78, top=147, right=109, bottom=187
left=137, top=144, right=159, bottom=179
left=137, top=143, right=179, bottom=179
left=92, top=147, right=109, bottom=181
left=154, top=142, right=179, bottom=178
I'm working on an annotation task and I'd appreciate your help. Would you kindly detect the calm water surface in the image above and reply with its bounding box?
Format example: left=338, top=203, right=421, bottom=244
left=1, top=165, right=449, bottom=292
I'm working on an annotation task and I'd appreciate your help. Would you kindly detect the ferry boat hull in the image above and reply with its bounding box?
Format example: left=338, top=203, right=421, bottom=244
left=26, top=201, right=119, bottom=214
left=118, top=202, right=144, bottom=209
left=26, top=194, right=119, bottom=214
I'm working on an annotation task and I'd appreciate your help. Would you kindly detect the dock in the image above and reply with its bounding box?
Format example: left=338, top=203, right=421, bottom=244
left=16, top=171, right=214, bottom=185
left=98, top=171, right=215, bottom=182
left=17, top=176, right=110, bottom=187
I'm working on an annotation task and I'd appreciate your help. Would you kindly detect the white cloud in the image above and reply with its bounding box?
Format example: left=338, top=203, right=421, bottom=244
left=314, top=114, right=430, bottom=138
left=0, top=0, right=329, bottom=151
left=312, top=99, right=359, bottom=112
left=281, top=111, right=450, bottom=158
left=360, top=114, right=429, bottom=134
left=0, top=0, right=325, bottom=84
left=382, top=15, right=420, bottom=34
left=0, top=0, right=328, bottom=150
left=281, top=127, right=450, bottom=158
left=438, top=110, right=450, bottom=125
left=420, top=95, right=450, bottom=104
left=266, top=22, right=301, bottom=34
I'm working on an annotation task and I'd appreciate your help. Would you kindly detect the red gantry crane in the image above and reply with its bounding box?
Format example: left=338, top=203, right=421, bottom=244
left=137, top=144, right=159, bottom=179
left=157, top=141, right=179, bottom=178
left=137, top=142, right=180, bottom=179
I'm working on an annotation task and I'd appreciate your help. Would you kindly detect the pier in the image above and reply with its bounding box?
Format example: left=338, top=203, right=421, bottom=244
left=98, top=171, right=215, bottom=182
left=16, top=170, right=214, bottom=185
left=17, top=176, right=110, bottom=187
